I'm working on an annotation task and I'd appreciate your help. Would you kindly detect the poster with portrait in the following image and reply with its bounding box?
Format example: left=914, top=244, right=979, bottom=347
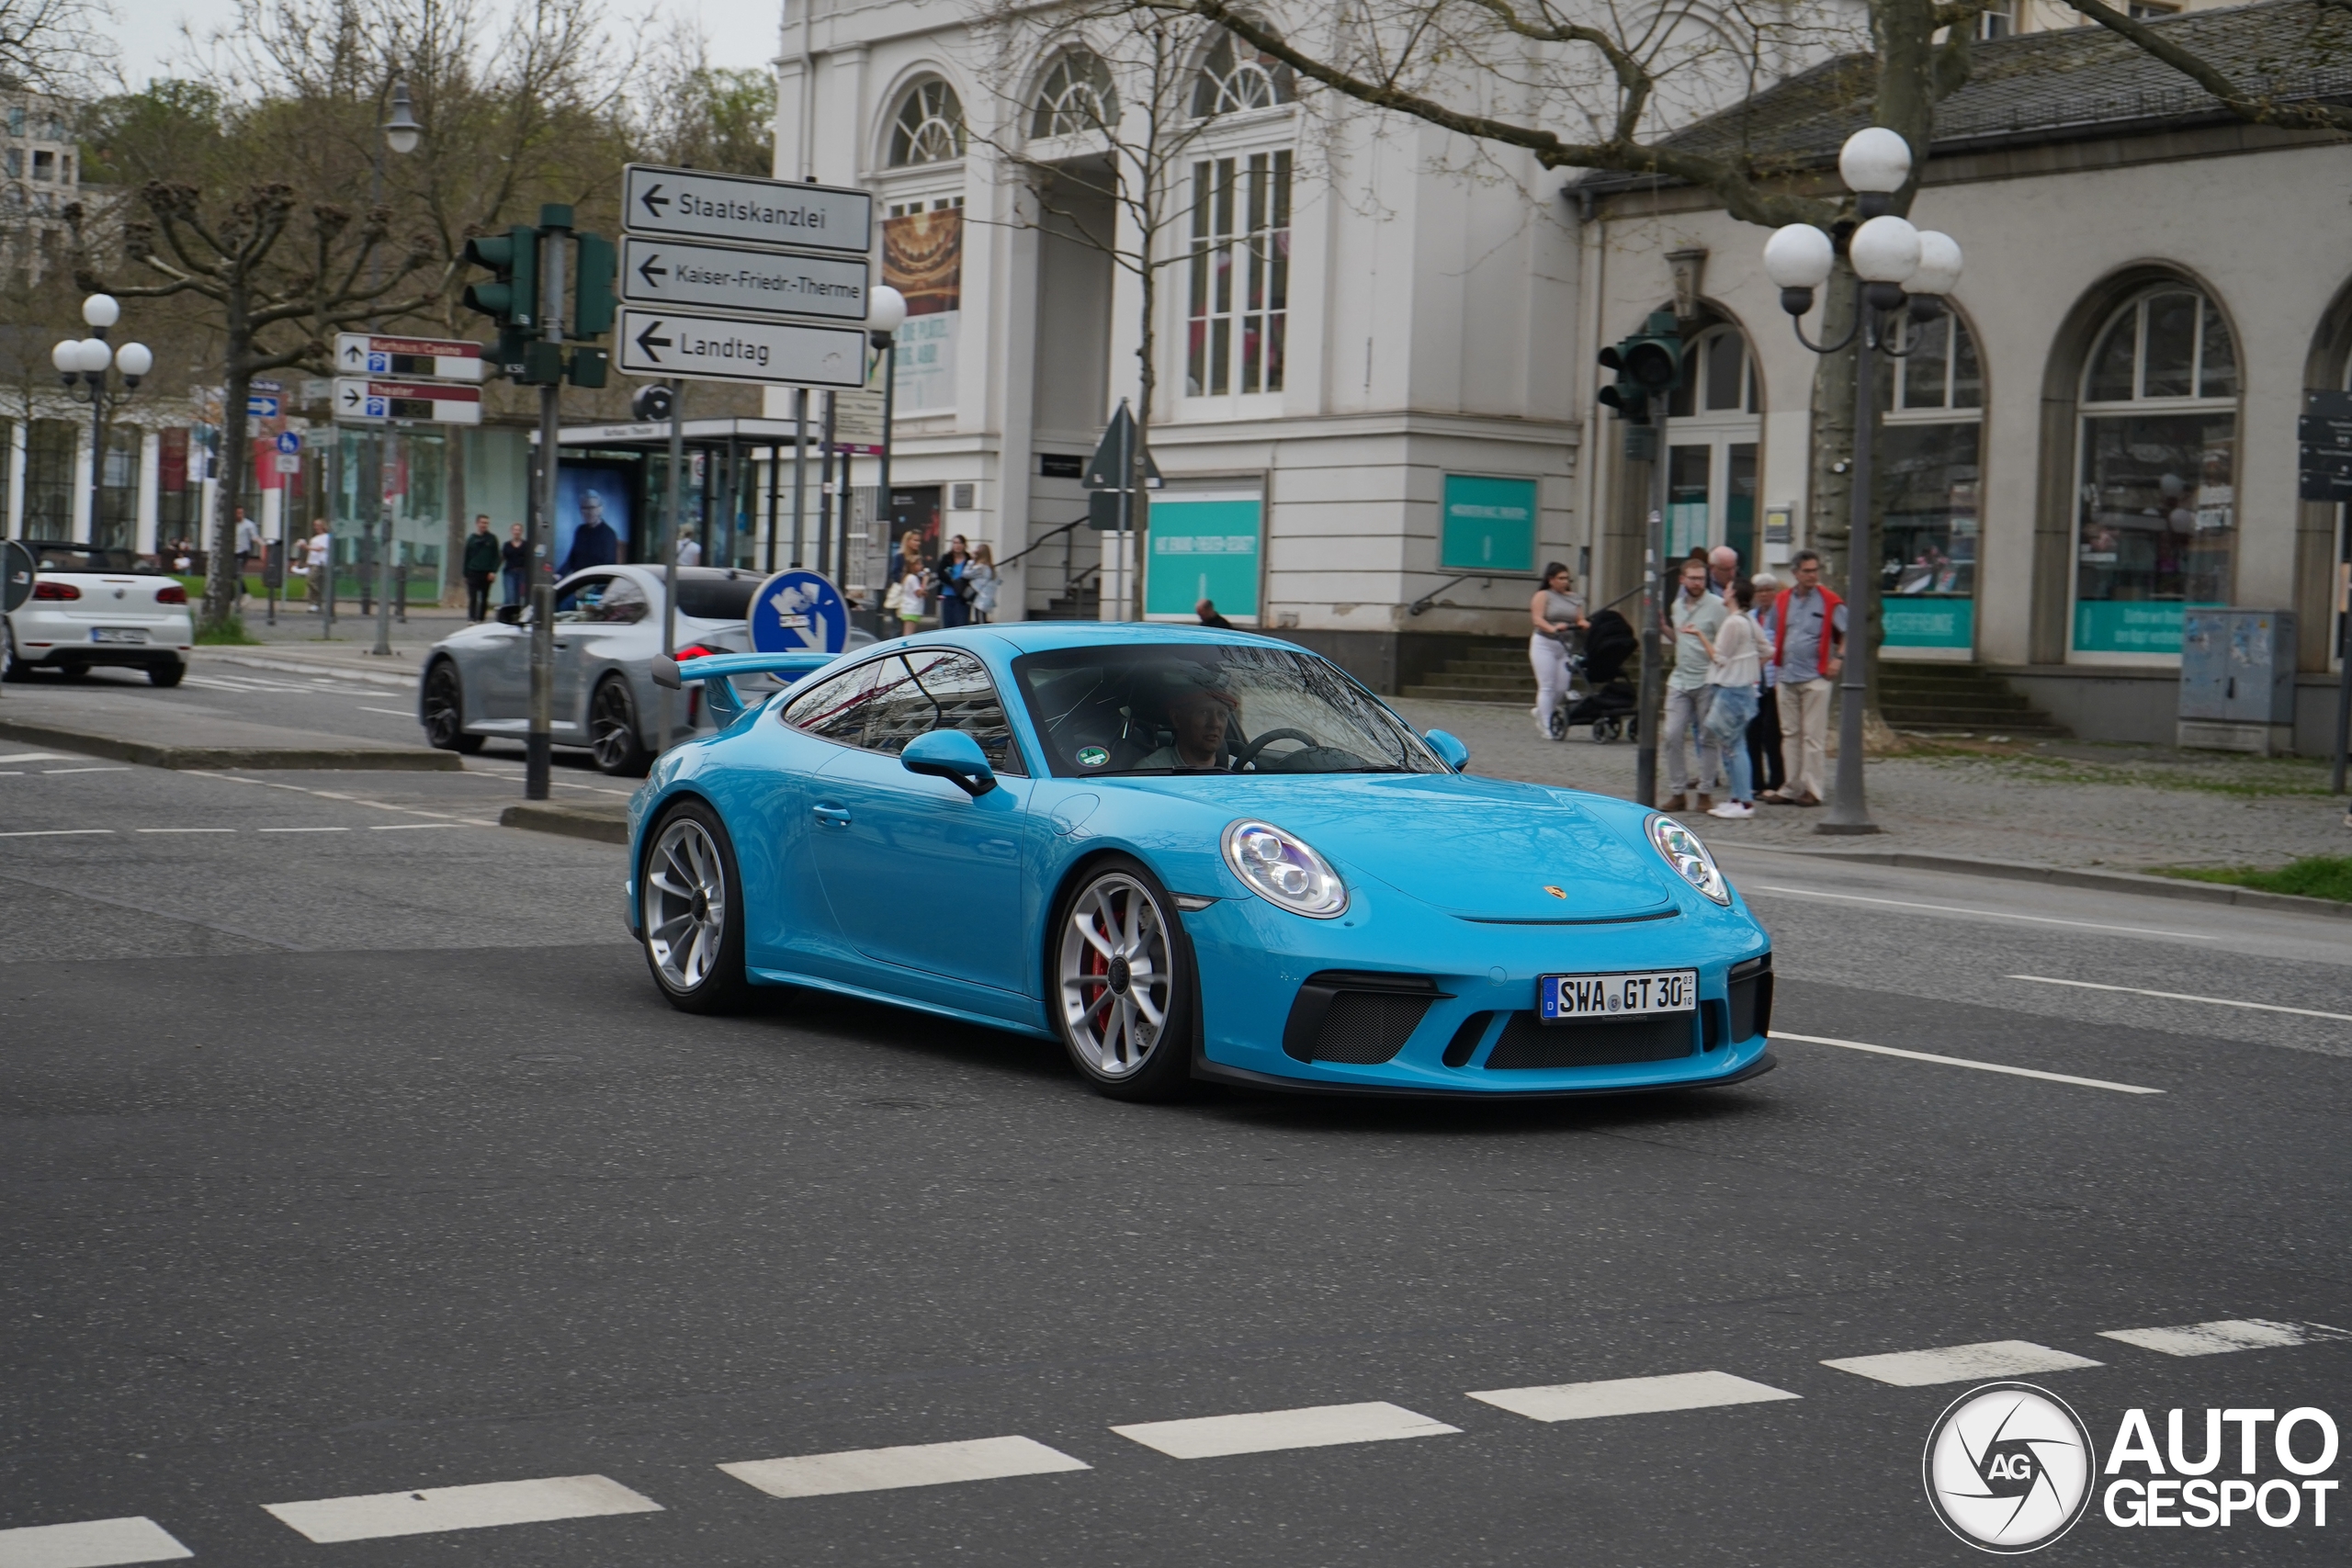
left=555, top=464, right=633, bottom=581
left=883, top=207, right=962, bottom=412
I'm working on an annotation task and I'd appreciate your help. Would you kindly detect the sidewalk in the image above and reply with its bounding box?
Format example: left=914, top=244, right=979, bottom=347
left=196, top=600, right=471, bottom=686
left=1390, top=696, right=2349, bottom=878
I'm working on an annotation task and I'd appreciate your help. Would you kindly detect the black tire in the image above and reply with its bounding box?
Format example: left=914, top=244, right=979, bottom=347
left=58, top=662, right=90, bottom=681
left=1048, top=853, right=1198, bottom=1102
left=422, top=660, right=485, bottom=753
left=589, top=674, right=651, bottom=776
left=148, top=660, right=186, bottom=688
left=639, top=797, right=752, bottom=1014
left=1, top=626, right=28, bottom=682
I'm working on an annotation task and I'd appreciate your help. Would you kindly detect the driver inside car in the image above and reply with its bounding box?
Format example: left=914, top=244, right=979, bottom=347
left=1135, top=665, right=1240, bottom=772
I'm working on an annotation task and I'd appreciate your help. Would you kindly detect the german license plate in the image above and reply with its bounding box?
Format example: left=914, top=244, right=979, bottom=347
left=1539, top=969, right=1698, bottom=1021
left=90, top=627, right=148, bottom=644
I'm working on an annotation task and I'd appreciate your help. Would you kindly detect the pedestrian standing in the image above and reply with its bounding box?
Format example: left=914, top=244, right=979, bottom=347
left=1768, top=548, right=1845, bottom=807
left=1195, top=598, right=1235, bottom=629
left=1702, top=580, right=1764, bottom=819
left=1707, top=543, right=1739, bottom=601
left=966, top=543, right=1000, bottom=624
left=1660, top=557, right=1726, bottom=811
left=938, top=534, right=974, bottom=628
left=676, top=533, right=702, bottom=569
left=1527, top=562, right=1587, bottom=740
left=233, top=508, right=261, bottom=601
left=1747, top=571, right=1789, bottom=800
left=460, top=514, right=500, bottom=623
left=500, top=523, right=528, bottom=608
left=896, top=549, right=928, bottom=640
left=302, top=520, right=332, bottom=614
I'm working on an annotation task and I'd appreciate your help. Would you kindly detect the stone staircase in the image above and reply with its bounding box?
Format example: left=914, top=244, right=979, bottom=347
left=1401, top=642, right=1541, bottom=704
left=1877, top=660, right=2069, bottom=738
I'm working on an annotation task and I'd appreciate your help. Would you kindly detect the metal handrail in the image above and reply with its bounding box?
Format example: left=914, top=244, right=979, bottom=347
left=998, top=515, right=1090, bottom=570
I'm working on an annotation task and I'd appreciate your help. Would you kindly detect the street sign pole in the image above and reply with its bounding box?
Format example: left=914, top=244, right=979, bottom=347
left=661, top=379, right=685, bottom=755
left=528, top=213, right=570, bottom=803
left=1635, top=391, right=1668, bottom=809
left=372, top=423, right=396, bottom=657
left=792, top=388, right=809, bottom=570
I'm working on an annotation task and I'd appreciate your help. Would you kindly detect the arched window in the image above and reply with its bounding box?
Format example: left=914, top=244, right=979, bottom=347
left=1191, top=30, right=1295, bottom=118
left=1032, top=51, right=1118, bottom=138
left=2074, top=287, right=2238, bottom=656
left=1660, top=326, right=1760, bottom=566
left=888, top=78, right=966, bottom=167
left=1877, top=310, right=1984, bottom=646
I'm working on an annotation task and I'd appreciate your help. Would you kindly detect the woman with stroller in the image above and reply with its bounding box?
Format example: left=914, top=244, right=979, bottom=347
left=1699, top=579, right=1765, bottom=819
left=1528, top=562, right=1588, bottom=740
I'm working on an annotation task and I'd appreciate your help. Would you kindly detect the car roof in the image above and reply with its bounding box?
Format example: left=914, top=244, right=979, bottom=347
left=940, top=621, right=1303, bottom=657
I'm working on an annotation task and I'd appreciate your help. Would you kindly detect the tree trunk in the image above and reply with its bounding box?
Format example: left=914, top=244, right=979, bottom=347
left=204, top=300, right=254, bottom=636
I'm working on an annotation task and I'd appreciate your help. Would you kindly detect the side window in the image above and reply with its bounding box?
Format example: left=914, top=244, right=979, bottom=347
left=779, top=651, right=1026, bottom=774
left=554, top=574, right=613, bottom=622
left=903, top=650, right=1027, bottom=775
left=781, top=658, right=893, bottom=746
left=596, top=577, right=649, bottom=624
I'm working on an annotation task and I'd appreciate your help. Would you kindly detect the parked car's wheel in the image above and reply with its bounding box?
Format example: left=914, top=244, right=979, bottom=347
left=590, top=674, right=650, bottom=775
left=1051, top=855, right=1196, bottom=1101
left=148, top=660, right=186, bottom=688
left=422, top=660, right=484, bottom=754
left=0, top=626, right=28, bottom=682
left=640, top=800, right=752, bottom=1014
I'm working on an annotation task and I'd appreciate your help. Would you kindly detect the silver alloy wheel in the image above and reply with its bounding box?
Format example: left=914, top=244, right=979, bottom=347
left=590, top=679, right=639, bottom=771
left=644, top=816, right=727, bottom=991
left=1057, top=872, right=1173, bottom=1077
left=424, top=664, right=463, bottom=747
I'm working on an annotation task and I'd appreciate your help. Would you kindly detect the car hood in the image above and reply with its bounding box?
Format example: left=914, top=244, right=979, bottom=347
left=1106, top=773, right=1679, bottom=921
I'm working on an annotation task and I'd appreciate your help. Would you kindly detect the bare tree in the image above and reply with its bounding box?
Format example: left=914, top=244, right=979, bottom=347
left=0, top=0, right=111, bottom=90
left=635, top=17, right=777, bottom=175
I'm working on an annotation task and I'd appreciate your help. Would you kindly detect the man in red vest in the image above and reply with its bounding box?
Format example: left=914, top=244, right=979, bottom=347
left=1762, top=549, right=1844, bottom=807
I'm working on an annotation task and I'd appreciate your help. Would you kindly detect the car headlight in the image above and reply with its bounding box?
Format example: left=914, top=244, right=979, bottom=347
left=1222, top=818, right=1349, bottom=919
left=1646, top=814, right=1731, bottom=906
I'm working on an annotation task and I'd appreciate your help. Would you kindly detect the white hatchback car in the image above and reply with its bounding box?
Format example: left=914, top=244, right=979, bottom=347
left=2, top=542, right=195, bottom=685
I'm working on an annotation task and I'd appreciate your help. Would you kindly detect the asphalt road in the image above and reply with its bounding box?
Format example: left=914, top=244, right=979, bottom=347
left=3, top=748, right=2347, bottom=1565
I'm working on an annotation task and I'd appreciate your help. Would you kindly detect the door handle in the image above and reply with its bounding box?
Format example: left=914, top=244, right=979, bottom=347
left=813, top=803, right=852, bottom=829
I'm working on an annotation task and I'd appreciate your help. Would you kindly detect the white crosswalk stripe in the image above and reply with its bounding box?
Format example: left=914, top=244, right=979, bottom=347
left=1112, top=1401, right=1460, bottom=1460
left=720, top=1436, right=1090, bottom=1499
left=1469, top=1370, right=1801, bottom=1423
left=2098, top=1317, right=2344, bottom=1357
left=1821, top=1339, right=2102, bottom=1387
left=260, top=1473, right=662, bottom=1543
left=0, top=1516, right=191, bottom=1568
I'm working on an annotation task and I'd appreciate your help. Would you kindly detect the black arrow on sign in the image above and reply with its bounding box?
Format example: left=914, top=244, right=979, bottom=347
left=634, top=321, right=671, bottom=363
left=637, top=253, right=666, bottom=288
left=340, top=386, right=363, bottom=408
left=342, top=342, right=366, bottom=366
left=639, top=183, right=670, bottom=219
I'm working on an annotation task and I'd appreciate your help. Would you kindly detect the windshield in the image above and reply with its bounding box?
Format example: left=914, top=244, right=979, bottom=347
left=673, top=575, right=758, bottom=620
left=1012, top=643, right=1446, bottom=779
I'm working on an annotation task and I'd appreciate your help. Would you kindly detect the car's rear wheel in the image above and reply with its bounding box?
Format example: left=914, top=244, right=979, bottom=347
left=590, top=675, right=650, bottom=775
left=640, top=800, right=752, bottom=1014
left=422, top=661, right=484, bottom=754
left=148, top=660, right=186, bottom=688
left=1052, top=856, right=1195, bottom=1101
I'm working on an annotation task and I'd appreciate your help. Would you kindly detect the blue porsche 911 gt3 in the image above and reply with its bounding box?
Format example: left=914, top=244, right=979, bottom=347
left=626, top=623, right=1776, bottom=1101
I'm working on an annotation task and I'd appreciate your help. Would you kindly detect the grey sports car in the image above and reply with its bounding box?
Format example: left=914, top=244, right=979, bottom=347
left=417, top=565, right=871, bottom=775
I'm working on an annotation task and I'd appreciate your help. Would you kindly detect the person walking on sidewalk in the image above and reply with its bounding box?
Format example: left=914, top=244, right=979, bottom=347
left=461, top=515, right=501, bottom=623
left=1660, top=558, right=1725, bottom=810
left=500, top=524, right=528, bottom=609
left=233, top=509, right=260, bottom=601
left=1528, top=562, right=1587, bottom=739
left=301, top=521, right=332, bottom=614
left=1765, top=549, right=1844, bottom=807
left=1702, top=579, right=1764, bottom=819
left=1746, top=571, right=1788, bottom=799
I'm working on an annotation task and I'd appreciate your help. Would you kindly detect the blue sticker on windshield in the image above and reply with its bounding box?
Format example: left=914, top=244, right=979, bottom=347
left=1076, top=746, right=1109, bottom=769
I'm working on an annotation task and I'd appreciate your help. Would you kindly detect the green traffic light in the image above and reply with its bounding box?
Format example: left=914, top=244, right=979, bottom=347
left=460, top=224, right=538, bottom=329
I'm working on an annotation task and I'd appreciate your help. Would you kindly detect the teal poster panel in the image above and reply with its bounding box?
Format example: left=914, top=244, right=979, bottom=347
left=2072, top=601, right=2212, bottom=656
left=1883, top=598, right=1974, bottom=650
left=1145, top=492, right=1262, bottom=619
left=1440, top=474, right=1538, bottom=572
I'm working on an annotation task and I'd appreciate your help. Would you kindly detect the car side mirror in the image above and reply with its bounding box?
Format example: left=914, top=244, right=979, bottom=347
left=494, top=604, right=523, bottom=626
left=1424, top=728, right=1469, bottom=773
left=901, top=728, right=997, bottom=797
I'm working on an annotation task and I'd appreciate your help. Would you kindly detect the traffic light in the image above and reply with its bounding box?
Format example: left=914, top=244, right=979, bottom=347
left=460, top=224, right=539, bottom=330
left=573, top=231, right=616, bottom=338
left=1596, top=310, right=1684, bottom=423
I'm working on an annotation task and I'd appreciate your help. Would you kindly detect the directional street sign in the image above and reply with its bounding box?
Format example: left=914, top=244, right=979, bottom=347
left=748, top=570, right=851, bottom=655
left=616, top=308, right=867, bottom=389
left=618, top=235, right=868, bottom=321
left=247, top=394, right=281, bottom=419
left=334, top=333, right=486, bottom=383
left=622, top=164, right=873, bottom=255
left=334, top=378, right=484, bottom=425
left=2300, top=389, right=2352, bottom=502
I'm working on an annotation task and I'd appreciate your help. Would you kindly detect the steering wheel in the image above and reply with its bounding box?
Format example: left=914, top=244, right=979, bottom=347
left=1234, top=728, right=1321, bottom=769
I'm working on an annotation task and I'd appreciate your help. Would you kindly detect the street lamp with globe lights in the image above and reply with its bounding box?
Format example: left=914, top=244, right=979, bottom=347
left=367, top=77, right=424, bottom=657
left=1762, top=125, right=1963, bottom=835
left=52, top=294, right=153, bottom=551
left=860, top=285, right=909, bottom=630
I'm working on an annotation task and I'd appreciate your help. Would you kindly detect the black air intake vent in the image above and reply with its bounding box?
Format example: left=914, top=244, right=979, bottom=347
left=1485, top=1010, right=1698, bottom=1069
left=1282, top=971, right=1446, bottom=1065
left=1729, top=953, right=1773, bottom=1043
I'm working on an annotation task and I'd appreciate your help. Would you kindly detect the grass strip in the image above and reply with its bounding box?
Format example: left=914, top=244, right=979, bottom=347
left=2152, top=856, right=2352, bottom=903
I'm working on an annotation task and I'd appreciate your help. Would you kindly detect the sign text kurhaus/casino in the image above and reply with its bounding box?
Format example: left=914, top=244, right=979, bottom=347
left=677, top=193, right=831, bottom=232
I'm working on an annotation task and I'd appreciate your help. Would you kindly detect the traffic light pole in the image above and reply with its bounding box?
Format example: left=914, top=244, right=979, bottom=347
left=527, top=217, right=569, bottom=803
left=1635, top=392, right=1668, bottom=809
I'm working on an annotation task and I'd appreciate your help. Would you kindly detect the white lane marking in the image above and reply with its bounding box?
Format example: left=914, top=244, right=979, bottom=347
left=369, top=822, right=469, bottom=830
left=720, top=1436, right=1090, bottom=1499
left=1823, top=1340, right=2103, bottom=1387
left=359, top=706, right=415, bottom=717
left=257, top=826, right=348, bottom=833
left=40, top=767, right=131, bottom=776
left=0, top=1516, right=192, bottom=1567
left=1772, top=1031, right=2164, bottom=1095
left=136, top=828, right=235, bottom=835
left=0, top=752, right=81, bottom=763
left=198, top=773, right=499, bottom=827
left=1750, top=884, right=2217, bottom=940
left=1112, top=1401, right=1460, bottom=1460
left=2009, top=974, right=2352, bottom=1023
left=0, top=829, right=114, bottom=838
left=1468, top=1370, right=1801, bottom=1423
left=2098, top=1318, right=2345, bottom=1358
left=261, top=1473, right=662, bottom=1544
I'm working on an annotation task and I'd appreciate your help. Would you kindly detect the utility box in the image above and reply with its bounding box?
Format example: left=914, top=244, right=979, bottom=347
left=2178, top=607, right=2296, bottom=754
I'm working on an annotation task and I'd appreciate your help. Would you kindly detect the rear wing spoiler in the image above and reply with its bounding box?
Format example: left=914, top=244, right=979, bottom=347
left=650, top=649, right=841, bottom=726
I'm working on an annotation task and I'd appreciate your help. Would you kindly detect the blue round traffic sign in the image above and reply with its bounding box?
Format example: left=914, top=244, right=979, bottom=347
left=275, top=432, right=301, bottom=454
left=748, top=570, right=850, bottom=655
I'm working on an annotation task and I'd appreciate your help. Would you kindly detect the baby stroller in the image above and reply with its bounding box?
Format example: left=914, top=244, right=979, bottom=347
left=1562, top=607, right=1639, bottom=742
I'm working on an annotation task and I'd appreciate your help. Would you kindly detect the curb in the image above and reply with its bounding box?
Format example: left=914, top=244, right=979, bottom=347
left=1728, top=844, right=2352, bottom=920
left=0, top=717, right=458, bottom=773
left=196, top=650, right=419, bottom=689
left=500, top=802, right=629, bottom=845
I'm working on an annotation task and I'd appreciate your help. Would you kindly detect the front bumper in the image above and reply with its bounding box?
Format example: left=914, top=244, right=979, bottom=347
left=1180, top=880, right=1773, bottom=1096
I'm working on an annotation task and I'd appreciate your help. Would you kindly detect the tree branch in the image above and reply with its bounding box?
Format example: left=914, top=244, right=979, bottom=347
left=2058, top=0, right=2352, bottom=130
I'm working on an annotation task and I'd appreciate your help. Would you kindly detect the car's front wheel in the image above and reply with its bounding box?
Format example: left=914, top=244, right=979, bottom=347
left=1052, top=856, right=1195, bottom=1101
left=590, top=674, right=650, bottom=775
left=148, top=660, right=186, bottom=688
left=422, top=661, right=484, bottom=754
left=640, top=799, right=751, bottom=1014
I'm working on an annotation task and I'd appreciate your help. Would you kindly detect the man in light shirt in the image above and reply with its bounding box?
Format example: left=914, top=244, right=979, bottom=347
left=1763, top=549, right=1845, bottom=807
left=1661, top=557, right=1725, bottom=813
